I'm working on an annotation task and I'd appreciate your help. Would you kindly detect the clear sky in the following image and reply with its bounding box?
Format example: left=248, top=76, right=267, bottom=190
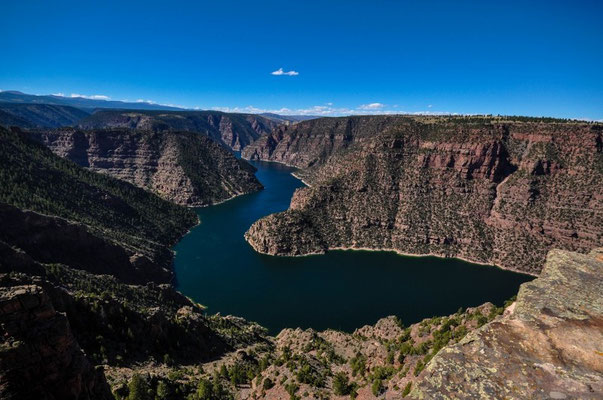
left=2, top=0, right=602, bottom=119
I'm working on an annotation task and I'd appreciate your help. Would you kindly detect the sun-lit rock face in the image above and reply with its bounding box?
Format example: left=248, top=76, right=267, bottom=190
left=77, top=109, right=279, bottom=150
left=30, top=128, right=263, bottom=206
left=412, top=248, right=603, bottom=400
left=244, top=116, right=603, bottom=274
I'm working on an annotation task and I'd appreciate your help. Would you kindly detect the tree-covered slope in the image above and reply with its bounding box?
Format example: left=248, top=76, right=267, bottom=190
left=0, top=102, right=90, bottom=128
left=0, top=126, right=197, bottom=267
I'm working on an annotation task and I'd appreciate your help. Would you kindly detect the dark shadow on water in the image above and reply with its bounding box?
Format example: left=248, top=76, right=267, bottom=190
left=174, top=161, right=533, bottom=334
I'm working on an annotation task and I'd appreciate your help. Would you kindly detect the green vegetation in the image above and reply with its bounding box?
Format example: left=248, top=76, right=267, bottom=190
left=0, top=127, right=196, bottom=264
left=371, top=378, right=383, bottom=396
left=295, top=358, right=326, bottom=387
left=127, top=374, right=150, bottom=400
left=285, top=382, right=299, bottom=400
left=332, top=372, right=355, bottom=396
left=402, top=382, right=412, bottom=397
left=349, top=353, right=367, bottom=377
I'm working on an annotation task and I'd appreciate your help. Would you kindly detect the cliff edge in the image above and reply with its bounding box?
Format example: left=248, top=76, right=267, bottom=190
left=245, top=116, right=603, bottom=274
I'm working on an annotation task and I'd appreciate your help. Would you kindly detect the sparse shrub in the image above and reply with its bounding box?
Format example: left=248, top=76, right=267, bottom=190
left=371, top=379, right=383, bottom=396
left=332, top=372, right=353, bottom=396
left=127, top=374, right=150, bottom=400
left=349, top=353, right=367, bottom=377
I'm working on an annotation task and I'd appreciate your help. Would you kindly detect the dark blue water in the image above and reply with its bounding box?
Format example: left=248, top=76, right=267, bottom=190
left=174, top=161, right=533, bottom=334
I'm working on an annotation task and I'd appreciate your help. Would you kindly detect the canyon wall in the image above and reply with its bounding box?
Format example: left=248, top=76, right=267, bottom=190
left=30, top=128, right=263, bottom=206
left=78, top=109, right=280, bottom=150
left=244, top=116, right=603, bottom=274
left=0, top=126, right=198, bottom=276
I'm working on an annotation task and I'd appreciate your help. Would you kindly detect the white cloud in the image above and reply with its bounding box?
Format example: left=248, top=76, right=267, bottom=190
left=135, top=98, right=158, bottom=104
left=52, top=92, right=65, bottom=97
left=427, top=104, right=433, bottom=108
left=210, top=103, right=460, bottom=117
left=70, top=93, right=111, bottom=100
left=358, top=102, right=385, bottom=110
left=271, top=68, right=299, bottom=76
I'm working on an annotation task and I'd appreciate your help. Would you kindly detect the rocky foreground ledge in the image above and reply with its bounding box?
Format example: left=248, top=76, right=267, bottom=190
left=411, top=247, right=603, bottom=399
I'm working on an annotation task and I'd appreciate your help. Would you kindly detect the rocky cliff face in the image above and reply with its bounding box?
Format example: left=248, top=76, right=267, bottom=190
left=0, top=282, right=112, bottom=400
left=244, top=116, right=603, bottom=274
left=412, top=247, right=603, bottom=399
left=30, top=128, right=263, bottom=206
left=78, top=110, right=280, bottom=150
left=242, top=115, right=398, bottom=169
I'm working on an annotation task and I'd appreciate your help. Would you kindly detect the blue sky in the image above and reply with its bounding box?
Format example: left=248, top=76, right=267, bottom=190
left=2, top=0, right=602, bottom=119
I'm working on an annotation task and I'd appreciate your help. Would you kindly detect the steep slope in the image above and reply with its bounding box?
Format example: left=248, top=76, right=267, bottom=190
left=0, top=243, right=269, bottom=400
left=0, top=124, right=270, bottom=399
left=242, top=115, right=398, bottom=169
left=0, top=126, right=197, bottom=279
left=244, top=116, right=603, bottom=274
left=29, top=128, right=263, bottom=206
left=0, top=282, right=113, bottom=400
left=78, top=109, right=280, bottom=150
left=412, top=248, right=603, bottom=399
left=0, top=102, right=90, bottom=128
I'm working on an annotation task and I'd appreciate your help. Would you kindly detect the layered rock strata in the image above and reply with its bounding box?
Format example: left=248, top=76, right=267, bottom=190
left=245, top=116, right=603, bottom=274
left=30, top=128, right=263, bottom=206
left=412, top=247, right=603, bottom=399
left=77, top=110, right=279, bottom=150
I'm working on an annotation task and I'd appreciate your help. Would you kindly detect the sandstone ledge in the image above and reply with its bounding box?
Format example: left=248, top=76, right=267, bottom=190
left=411, top=248, right=603, bottom=399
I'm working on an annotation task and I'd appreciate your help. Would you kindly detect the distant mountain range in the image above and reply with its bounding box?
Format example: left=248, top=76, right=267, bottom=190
left=0, top=102, right=90, bottom=128
left=0, top=90, right=183, bottom=111
left=0, top=91, right=321, bottom=124
left=259, top=112, right=319, bottom=124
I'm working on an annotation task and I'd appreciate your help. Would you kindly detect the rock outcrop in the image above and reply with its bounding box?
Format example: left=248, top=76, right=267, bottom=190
left=78, top=109, right=280, bottom=150
left=244, top=116, right=603, bottom=274
left=247, top=303, right=504, bottom=400
left=29, top=128, right=263, bottom=206
left=412, top=247, right=603, bottom=399
left=0, top=283, right=112, bottom=400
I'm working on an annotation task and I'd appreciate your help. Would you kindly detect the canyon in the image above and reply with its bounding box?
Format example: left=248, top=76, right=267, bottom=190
left=77, top=110, right=280, bottom=151
left=244, top=115, right=603, bottom=275
left=28, top=127, right=263, bottom=206
left=0, top=115, right=602, bottom=399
